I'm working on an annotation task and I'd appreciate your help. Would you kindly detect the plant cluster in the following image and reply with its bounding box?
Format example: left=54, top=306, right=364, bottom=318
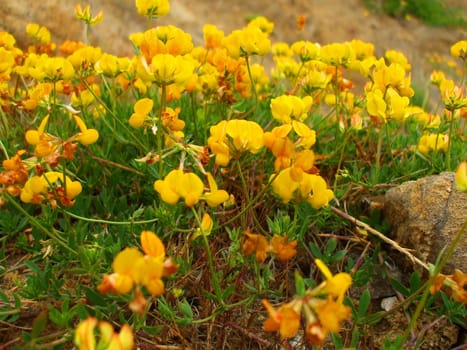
left=0, top=0, right=466, bottom=349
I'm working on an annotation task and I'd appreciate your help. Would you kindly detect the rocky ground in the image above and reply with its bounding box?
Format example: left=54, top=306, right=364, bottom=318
left=1, top=0, right=466, bottom=79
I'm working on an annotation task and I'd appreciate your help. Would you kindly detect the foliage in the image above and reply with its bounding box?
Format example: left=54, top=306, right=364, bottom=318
left=365, top=0, right=467, bottom=26
left=0, top=1, right=466, bottom=349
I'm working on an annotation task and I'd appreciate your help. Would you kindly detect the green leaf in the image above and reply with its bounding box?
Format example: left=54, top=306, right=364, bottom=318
left=84, top=287, right=107, bottom=306
left=222, top=285, right=236, bottom=299
left=309, top=242, right=323, bottom=259
left=325, top=237, right=338, bottom=254
left=390, top=278, right=410, bottom=297
left=295, top=271, right=306, bottom=297
left=158, top=298, right=175, bottom=320
left=409, top=272, right=422, bottom=292
left=358, top=289, right=371, bottom=317
left=31, top=310, right=48, bottom=339
left=48, top=307, right=65, bottom=327
left=177, top=299, right=193, bottom=320
left=330, top=249, right=347, bottom=263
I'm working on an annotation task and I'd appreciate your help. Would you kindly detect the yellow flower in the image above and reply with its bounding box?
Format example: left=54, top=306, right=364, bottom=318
left=68, top=46, right=103, bottom=75
left=139, top=54, right=194, bottom=86
left=372, top=61, right=414, bottom=97
left=320, top=42, right=355, bottom=66
left=203, top=24, right=224, bottom=49
left=450, top=40, right=467, bottom=60
left=129, top=26, right=193, bottom=60
left=98, top=231, right=174, bottom=297
left=20, top=171, right=83, bottom=206
left=73, top=115, right=99, bottom=145
left=455, top=162, right=467, bottom=192
left=201, top=173, right=230, bottom=207
left=72, top=89, right=96, bottom=108
left=247, top=16, right=274, bottom=34
left=222, top=26, right=271, bottom=58
left=193, top=212, right=214, bottom=239
left=270, top=168, right=300, bottom=203
left=386, top=87, right=410, bottom=121
left=299, top=174, right=334, bottom=209
left=292, top=120, right=316, bottom=149
left=74, top=317, right=97, bottom=350
left=315, top=259, right=352, bottom=301
left=417, top=133, right=449, bottom=155
left=315, top=296, right=351, bottom=333
left=289, top=149, right=315, bottom=182
left=129, top=98, right=153, bottom=128
left=28, top=55, right=75, bottom=82
left=349, top=39, right=374, bottom=60
left=74, top=317, right=134, bottom=350
left=75, top=4, right=104, bottom=25
left=263, top=124, right=295, bottom=171
left=270, top=95, right=313, bottom=124
left=135, top=0, right=170, bottom=18
left=95, top=53, right=130, bottom=77
left=366, top=88, right=386, bottom=120
left=26, top=23, right=51, bottom=45
left=154, top=169, right=204, bottom=207
left=385, top=49, right=411, bottom=70
left=226, top=119, right=264, bottom=154
left=207, top=119, right=265, bottom=166
left=291, top=40, right=320, bottom=62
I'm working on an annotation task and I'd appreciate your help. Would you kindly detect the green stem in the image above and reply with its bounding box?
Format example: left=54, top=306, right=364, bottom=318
left=4, top=193, right=78, bottom=256
left=158, top=84, right=167, bottom=174
left=61, top=209, right=159, bottom=225
left=245, top=55, right=258, bottom=112
left=81, top=78, right=147, bottom=150
left=400, top=219, right=466, bottom=347
left=374, top=125, right=384, bottom=184
left=191, top=207, right=225, bottom=307
left=446, top=110, right=455, bottom=171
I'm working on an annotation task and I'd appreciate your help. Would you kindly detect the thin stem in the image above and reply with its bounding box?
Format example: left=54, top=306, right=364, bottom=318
left=400, top=219, right=466, bottom=347
left=446, top=110, right=455, bottom=171
left=374, top=125, right=384, bottom=184
left=331, top=206, right=429, bottom=271
left=4, top=193, right=78, bottom=256
left=158, top=84, right=167, bottom=174
left=220, top=171, right=280, bottom=228
left=61, top=209, right=159, bottom=225
left=81, top=78, right=147, bottom=150
left=191, top=207, right=225, bottom=307
left=245, top=55, right=258, bottom=112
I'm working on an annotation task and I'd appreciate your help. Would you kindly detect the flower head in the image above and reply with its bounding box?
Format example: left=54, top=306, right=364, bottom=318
left=207, top=119, right=264, bottom=166
left=74, top=317, right=134, bottom=350
left=262, top=299, right=301, bottom=338
left=270, top=95, right=313, bottom=124
left=455, top=162, right=467, bottom=193
left=136, top=0, right=170, bottom=18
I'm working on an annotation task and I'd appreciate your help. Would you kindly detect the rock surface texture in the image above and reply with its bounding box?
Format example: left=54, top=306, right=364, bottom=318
left=384, top=172, right=467, bottom=273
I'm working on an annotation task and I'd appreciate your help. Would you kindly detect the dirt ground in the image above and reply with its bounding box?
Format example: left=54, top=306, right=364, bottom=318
left=157, top=0, right=466, bottom=80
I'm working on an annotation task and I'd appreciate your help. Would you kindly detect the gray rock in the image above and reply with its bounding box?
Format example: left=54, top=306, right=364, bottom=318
left=384, top=172, right=467, bottom=273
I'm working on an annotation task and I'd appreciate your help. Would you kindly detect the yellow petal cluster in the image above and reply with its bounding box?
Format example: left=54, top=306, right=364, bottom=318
left=208, top=119, right=264, bottom=166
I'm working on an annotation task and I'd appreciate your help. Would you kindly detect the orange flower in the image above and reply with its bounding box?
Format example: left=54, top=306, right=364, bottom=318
left=262, top=299, right=301, bottom=338
left=270, top=234, right=297, bottom=262
left=242, top=230, right=269, bottom=263
left=305, top=321, right=328, bottom=347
